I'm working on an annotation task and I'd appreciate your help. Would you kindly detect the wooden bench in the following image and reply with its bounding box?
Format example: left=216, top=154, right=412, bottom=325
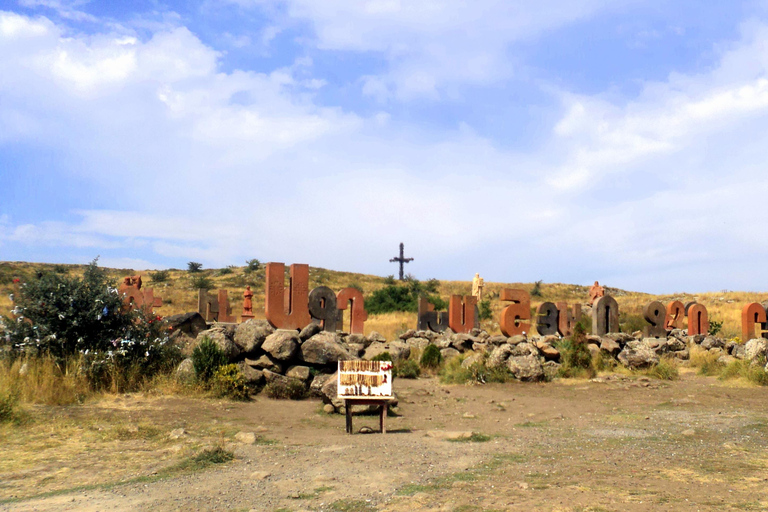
left=344, top=398, right=388, bottom=434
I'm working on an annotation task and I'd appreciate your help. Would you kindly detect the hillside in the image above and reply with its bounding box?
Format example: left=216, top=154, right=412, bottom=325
left=0, top=261, right=760, bottom=339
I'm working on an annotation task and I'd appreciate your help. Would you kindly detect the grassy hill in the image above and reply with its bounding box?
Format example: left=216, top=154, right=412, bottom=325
left=0, top=261, right=761, bottom=339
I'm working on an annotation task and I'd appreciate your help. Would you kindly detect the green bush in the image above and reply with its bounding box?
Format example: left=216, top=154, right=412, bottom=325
left=478, top=300, right=493, bottom=321
left=0, top=388, right=20, bottom=424
left=245, top=259, right=260, bottom=272
left=395, top=359, right=420, bottom=379
left=531, top=280, right=543, bottom=297
left=263, top=379, right=307, bottom=400
left=370, top=352, right=392, bottom=362
left=192, top=337, right=228, bottom=383
left=149, top=270, right=170, bottom=283
left=709, top=319, right=724, bottom=336
left=556, top=323, right=595, bottom=378
left=190, top=275, right=214, bottom=290
left=720, top=360, right=768, bottom=385
left=645, top=358, right=679, bottom=380
left=365, top=278, right=445, bottom=314
left=439, top=356, right=472, bottom=384
left=420, top=344, right=442, bottom=369
left=619, top=312, right=646, bottom=334
left=187, top=262, right=203, bottom=273
left=212, top=364, right=250, bottom=400
left=216, top=266, right=234, bottom=276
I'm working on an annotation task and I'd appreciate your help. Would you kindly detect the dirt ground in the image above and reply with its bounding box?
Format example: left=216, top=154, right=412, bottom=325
left=3, top=370, right=768, bottom=512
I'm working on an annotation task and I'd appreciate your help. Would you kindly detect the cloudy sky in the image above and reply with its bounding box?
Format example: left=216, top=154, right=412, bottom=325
left=1, top=1, right=768, bottom=293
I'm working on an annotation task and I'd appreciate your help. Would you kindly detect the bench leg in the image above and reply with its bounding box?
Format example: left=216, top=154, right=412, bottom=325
left=380, top=404, right=387, bottom=434
left=345, top=400, right=352, bottom=434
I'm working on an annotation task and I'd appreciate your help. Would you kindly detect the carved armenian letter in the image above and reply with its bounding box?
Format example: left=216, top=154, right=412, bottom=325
left=556, top=302, right=581, bottom=337
left=265, top=262, right=311, bottom=329
left=592, top=295, right=619, bottom=335
left=309, top=286, right=338, bottom=332
left=217, top=289, right=235, bottom=322
left=337, top=287, right=368, bottom=334
left=417, top=296, right=449, bottom=332
left=499, top=289, right=530, bottom=336
left=643, top=301, right=667, bottom=338
left=448, top=295, right=477, bottom=334
left=686, top=303, right=709, bottom=336
left=665, top=301, right=685, bottom=330
left=741, top=303, right=767, bottom=341
left=536, top=302, right=559, bottom=336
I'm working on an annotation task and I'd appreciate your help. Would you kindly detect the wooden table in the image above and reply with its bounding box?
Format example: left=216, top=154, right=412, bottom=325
left=344, top=398, right=389, bottom=434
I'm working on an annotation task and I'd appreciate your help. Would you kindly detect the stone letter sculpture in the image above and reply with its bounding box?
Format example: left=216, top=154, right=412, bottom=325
left=119, top=275, right=162, bottom=314
left=417, top=296, right=449, bottom=332
left=499, top=289, right=531, bottom=336
left=337, top=287, right=368, bottom=334
left=265, top=262, right=311, bottom=330
left=217, top=289, right=236, bottom=323
left=592, top=295, right=619, bottom=335
left=741, top=303, right=767, bottom=341
left=588, top=281, right=605, bottom=306
left=308, top=286, right=339, bottom=332
left=556, top=302, right=581, bottom=337
left=536, top=302, right=559, bottom=336
left=686, top=303, right=709, bottom=336
left=448, top=295, right=478, bottom=334
left=665, top=301, right=685, bottom=330
left=643, top=301, right=667, bottom=338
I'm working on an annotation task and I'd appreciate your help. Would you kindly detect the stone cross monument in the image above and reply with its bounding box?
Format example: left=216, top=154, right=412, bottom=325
left=389, top=242, right=413, bottom=281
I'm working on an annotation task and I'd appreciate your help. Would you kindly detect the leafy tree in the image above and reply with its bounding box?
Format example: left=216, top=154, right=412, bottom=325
left=187, top=262, right=203, bottom=273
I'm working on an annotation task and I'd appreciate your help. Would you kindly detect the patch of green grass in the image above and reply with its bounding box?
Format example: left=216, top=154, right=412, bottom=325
left=516, top=420, right=549, bottom=428
left=644, top=358, right=679, bottom=380
left=172, top=446, right=234, bottom=472
left=110, top=424, right=163, bottom=441
left=448, top=433, right=491, bottom=443
left=328, top=498, right=376, bottom=512
left=290, top=486, right=334, bottom=500
left=720, top=360, right=768, bottom=386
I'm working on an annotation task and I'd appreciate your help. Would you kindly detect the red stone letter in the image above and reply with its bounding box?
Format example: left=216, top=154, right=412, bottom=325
left=499, top=289, right=531, bottom=337
left=665, top=301, right=685, bottom=330
left=337, top=287, right=368, bottom=334
left=742, top=303, right=767, bottom=341
left=448, top=295, right=477, bottom=334
left=556, top=302, right=581, bottom=337
left=265, top=262, right=311, bottom=329
left=686, top=303, right=709, bottom=336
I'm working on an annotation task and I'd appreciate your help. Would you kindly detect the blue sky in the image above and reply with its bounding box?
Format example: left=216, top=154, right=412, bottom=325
left=2, top=0, right=768, bottom=293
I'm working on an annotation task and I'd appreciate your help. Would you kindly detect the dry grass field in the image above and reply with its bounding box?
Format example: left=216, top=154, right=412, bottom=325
left=0, top=260, right=763, bottom=340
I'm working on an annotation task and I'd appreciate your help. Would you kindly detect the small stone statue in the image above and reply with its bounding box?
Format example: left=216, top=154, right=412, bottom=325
left=588, top=281, right=605, bottom=305
left=472, top=273, right=485, bottom=301
left=241, top=286, right=255, bottom=320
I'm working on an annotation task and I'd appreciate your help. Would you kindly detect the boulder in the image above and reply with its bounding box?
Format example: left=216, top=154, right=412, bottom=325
left=387, top=341, right=411, bottom=362
left=542, top=361, right=561, bottom=381
left=169, top=331, right=196, bottom=357
left=617, top=341, right=659, bottom=369
left=166, top=312, right=208, bottom=337
left=731, top=343, right=747, bottom=360
left=345, top=333, right=366, bottom=346
left=435, top=336, right=452, bottom=349
left=320, top=371, right=342, bottom=408
left=234, top=320, right=274, bottom=354
left=587, top=344, right=601, bottom=358
left=399, top=329, right=417, bottom=340
left=487, top=345, right=514, bottom=368
left=472, top=342, right=490, bottom=354
left=450, top=334, right=477, bottom=352
left=745, top=339, right=768, bottom=361
left=309, top=373, right=334, bottom=397
left=263, top=369, right=298, bottom=386
left=195, top=327, right=239, bottom=361
left=586, top=335, right=602, bottom=345
left=237, top=362, right=264, bottom=385
left=407, top=337, right=431, bottom=350
left=286, top=365, right=311, bottom=382
left=175, top=358, right=195, bottom=382
left=346, top=343, right=365, bottom=357
left=245, top=354, right=283, bottom=373
left=599, top=338, right=621, bottom=356
left=538, top=345, right=560, bottom=362
left=718, top=355, right=737, bottom=366
left=363, top=342, right=389, bottom=360
left=673, top=348, right=690, bottom=360
left=507, top=355, right=545, bottom=381
left=689, top=334, right=705, bottom=344
left=299, top=322, right=322, bottom=341
left=701, top=336, right=725, bottom=350
left=367, top=331, right=386, bottom=343
left=460, top=352, right=485, bottom=369
left=487, top=335, right=508, bottom=345
left=644, top=337, right=669, bottom=354
left=508, top=335, right=527, bottom=345
left=666, top=338, right=686, bottom=352
left=302, top=332, right=355, bottom=365
left=262, top=330, right=300, bottom=361
left=510, top=342, right=538, bottom=357
left=440, top=347, right=461, bottom=360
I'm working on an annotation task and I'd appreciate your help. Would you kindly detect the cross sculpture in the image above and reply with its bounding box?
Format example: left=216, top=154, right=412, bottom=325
left=389, top=242, right=413, bottom=281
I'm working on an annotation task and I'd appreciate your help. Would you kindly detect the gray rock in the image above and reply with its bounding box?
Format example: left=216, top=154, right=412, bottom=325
left=487, top=335, right=508, bottom=345
left=363, top=342, right=388, bottom=360
left=461, top=352, right=485, bottom=369
left=472, top=342, right=490, bottom=354
left=508, top=335, right=527, bottom=345
left=701, top=336, right=725, bottom=350
left=718, top=355, right=737, bottom=365
left=617, top=341, right=659, bottom=368
left=286, top=365, right=311, bottom=381
left=538, top=344, right=560, bottom=362
left=245, top=354, right=283, bottom=373
left=586, top=335, right=602, bottom=345
left=175, top=358, right=195, bottom=382
left=450, top=333, right=477, bottom=351
left=587, top=344, right=601, bottom=358
left=600, top=338, right=621, bottom=356
left=666, top=338, right=686, bottom=352
left=166, top=312, right=208, bottom=337
left=299, top=322, right=322, bottom=341
left=440, top=347, right=461, bottom=360
left=507, top=355, right=545, bottom=381
left=745, top=339, right=768, bottom=361
left=237, top=362, right=264, bottom=385
left=689, top=334, right=706, bottom=344
left=367, top=331, right=386, bottom=343
left=542, top=361, right=561, bottom=381
left=262, top=329, right=300, bottom=361
left=345, top=333, right=366, bottom=346
left=234, top=319, right=274, bottom=354
left=309, top=373, right=334, bottom=397
left=731, top=343, right=746, bottom=360
left=320, top=371, right=342, bottom=408
left=235, top=431, right=257, bottom=444
left=399, top=329, right=417, bottom=340
left=407, top=337, right=431, bottom=350
left=302, top=332, right=354, bottom=365
left=195, top=328, right=239, bottom=361
left=644, top=337, right=669, bottom=354
left=673, top=348, right=690, bottom=360
left=346, top=343, right=365, bottom=357
left=487, top=345, right=514, bottom=368
left=510, top=342, right=538, bottom=357
left=435, top=336, right=452, bottom=349
left=387, top=341, right=411, bottom=362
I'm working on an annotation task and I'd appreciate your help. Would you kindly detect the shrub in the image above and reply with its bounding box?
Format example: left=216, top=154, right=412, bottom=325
left=0, top=388, right=20, bottom=423
left=190, top=275, right=214, bottom=290
left=689, top=345, right=722, bottom=376
left=365, top=278, right=445, bottom=314
left=619, top=312, right=646, bottom=334
left=370, top=352, right=392, bottom=362
left=149, top=270, right=170, bottom=283
left=216, top=266, right=234, bottom=276
left=420, top=344, right=442, bottom=369
left=384, top=275, right=396, bottom=285
left=531, top=280, right=543, bottom=297
left=478, top=300, right=493, bottom=321
left=720, top=360, right=768, bottom=385
left=556, top=323, right=595, bottom=378
left=192, top=337, right=228, bottom=383
left=245, top=259, right=260, bottom=272
left=263, top=379, right=307, bottom=400
left=645, top=358, right=679, bottom=380
left=347, top=282, right=364, bottom=293
left=439, top=356, right=472, bottom=384
left=212, top=364, right=250, bottom=400
left=187, top=262, right=203, bottom=273
left=709, top=319, right=724, bottom=336
left=395, top=359, right=420, bottom=379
